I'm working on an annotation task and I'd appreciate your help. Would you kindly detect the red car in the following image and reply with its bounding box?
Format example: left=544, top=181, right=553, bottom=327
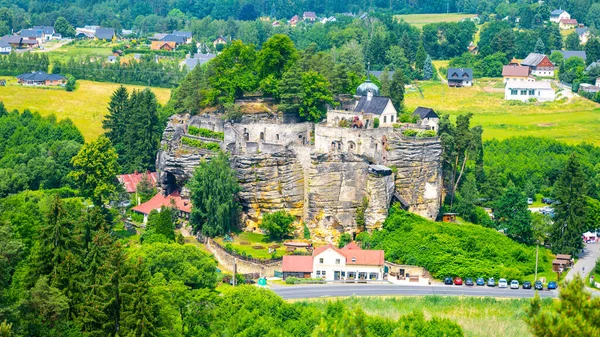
left=453, top=277, right=463, bottom=285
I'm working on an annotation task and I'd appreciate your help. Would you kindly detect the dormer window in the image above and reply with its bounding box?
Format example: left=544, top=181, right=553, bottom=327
left=352, top=257, right=356, bottom=263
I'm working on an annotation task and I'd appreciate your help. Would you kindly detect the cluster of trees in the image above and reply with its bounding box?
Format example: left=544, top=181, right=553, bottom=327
left=0, top=104, right=84, bottom=197
left=102, top=86, right=162, bottom=173
left=0, top=52, right=50, bottom=76
left=52, top=55, right=186, bottom=88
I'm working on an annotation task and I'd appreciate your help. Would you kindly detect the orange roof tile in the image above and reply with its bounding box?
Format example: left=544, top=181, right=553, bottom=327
left=131, top=190, right=191, bottom=215
left=117, top=171, right=157, bottom=193
left=282, top=255, right=313, bottom=272
left=312, top=242, right=384, bottom=266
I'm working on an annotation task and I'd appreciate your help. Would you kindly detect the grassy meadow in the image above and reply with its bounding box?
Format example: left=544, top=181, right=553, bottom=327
left=46, top=40, right=116, bottom=64
left=0, top=76, right=171, bottom=141
left=304, top=296, right=550, bottom=337
left=405, top=80, right=600, bottom=144
left=395, top=13, right=476, bottom=28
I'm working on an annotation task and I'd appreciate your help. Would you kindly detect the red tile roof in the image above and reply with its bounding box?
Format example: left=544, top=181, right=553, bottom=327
left=282, top=255, right=313, bottom=272
left=343, top=242, right=362, bottom=250
left=117, top=171, right=158, bottom=193
left=502, top=65, right=530, bottom=77
left=131, top=190, right=191, bottom=215
left=312, top=242, right=384, bottom=266
left=560, top=19, right=578, bottom=25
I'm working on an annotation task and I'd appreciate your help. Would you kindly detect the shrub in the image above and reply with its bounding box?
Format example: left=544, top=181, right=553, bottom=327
left=181, top=137, right=221, bottom=151
left=373, top=117, right=380, bottom=128
left=417, top=130, right=437, bottom=138
left=402, top=129, right=418, bottom=137
left=188, top=126, right=225, bottom=140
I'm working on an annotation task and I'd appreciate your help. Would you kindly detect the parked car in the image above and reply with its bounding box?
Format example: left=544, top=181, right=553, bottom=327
left=454, top=277, right=463, bottom=285
left=487, top=278, right=496, bottom=287
left=498, top=278, right=508, bottom=288
left=534, top=281, right=543, bottom=290
left=510, top=280, right=520, bottom=289
left=547, top=281, right=558, bottom=290
left=444, top=277, right=453, bottom=285
left=476, top=277, right=485, bottom=286
left=542, top=197, right=554, bottom=204
left=465, top=278, right=474, bottom=286
left=527, top=198, right=533, bottom=205
left=523, top=281, right=532, bottom=289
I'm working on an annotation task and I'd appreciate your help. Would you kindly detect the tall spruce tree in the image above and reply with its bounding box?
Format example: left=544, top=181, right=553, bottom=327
left=551, top=154, right=587, bottom=256
left=389, top=69, right=405, bottom=111
left=121, top=89, right=160, bottom=173
left=278, top=66, right=304, bottom=114
left=103, top=86, right=129, bottom=153
left=423, top=55, right=434, bottom=80
left=121, top=258, right=160, bottom=337
left=534, top=38, right=545, bottom=54
left=415, top=42, right=427, bottom=72
left=379, top=68, right=391, bottom=96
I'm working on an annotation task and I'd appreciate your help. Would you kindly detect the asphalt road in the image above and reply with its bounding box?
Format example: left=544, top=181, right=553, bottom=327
left=272, top=284, right=558, bottom=300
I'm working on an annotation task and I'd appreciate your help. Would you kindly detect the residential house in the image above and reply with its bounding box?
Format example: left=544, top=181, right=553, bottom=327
left=272, top=20, right=281, bottom=27
left=552, top=50, right=587, bottom=62
left=131, top=190, right=191, bottom=223
left=412, top=107, right=439, bottom=131
left=353, top=94, right=397, bottom=126
left=504, top=81, right=555, bottom=102
left=121, top=29, right=133, bottom=36
left=509, top=58, right=520, bottom=66
left=550, top=9, right=570, bottom=23
left=579, top=83, right=600, bottom=94
left=0, top=40, right=11, bottom=54
left=521, top=53, right=554, bottom=77
left=20, top=29, right=44, bottom=45
left=447, top=68, right=473, bottom=87
left=172, top=30, right=192, bottom=44
left=161, top=34, right=186, bottom=45
left=559, top=18, right=578, bottom=30
left=133, top=53, right=142, bottom=61
left=32, top=26, right=55, bottom=40
left=576, top=27, right=590, bottom=44
left=213, top=36, right=227, bottom=47
left=94, top=28, right=116, bottom=41
left=468, top=42, right=478, bottom=55
left=117, top=171, right=158, bottom=194
left=151, top=41, right=176, bottom=51
left=303, top=11, right=317, bottom=21
left=16, top=71, right=66, bottom=86
left=585, top=61, right=600, bottom=73
left=107, top=56, right=117, bottom=63
left=2, top=35, right=23, bottom=47
left=282, top=242, right=385, bottom=281
left=151, top=33, right=167, bottom=41
left=290, top=15, right=300, bottom=26
left=182, top=53, right=216, bottom=70
left=502, top=64, right=533, bottom=83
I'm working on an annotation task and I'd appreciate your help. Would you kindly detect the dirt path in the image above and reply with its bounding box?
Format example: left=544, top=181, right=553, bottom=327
left=436, top=67, right=447, bottom=84
left=32, top=39, right=73, bottom=53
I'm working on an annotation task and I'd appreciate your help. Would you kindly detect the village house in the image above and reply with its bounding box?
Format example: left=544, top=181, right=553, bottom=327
left=550, top=9, right=570, bottom=23
left=576, top=27, right=591, bottom=44
left=521, top=53, right=554, bottom=77
left=17, top=71, right=66, bottom=86
left=447, top=68, right=473, bottom=87
left=182, top=53, right=216, bottom=70
left=160, top=34, right=186, bottom=45
left=272, top=20, right=281, bottom=27
left=172, top=30, right=192, bottom=44
left=213, top=36, right=227, bottom=48
left=502, top=64, right=533, bottom=83
left=117, top=171, right=158, bottom=194
left=282, top=242, right=385, bottom=281
left=579, top=83, right=600, bottom=94
left=0, top=40, right=11, bottom=54
left=559, top=18, right=578, bottom=30
left=151, top=41, right=176, bottom=51
left=303, top=11, right=317, bottom=21
left=131, top=190, right=191, bottom=224
left=504, top=81, right=555, bottom=102
left=32, top=26, right=58, bottom=41
left=20, top=29, right=44, bottom=45
left=412, top=107, right=439, bottom=131
left=290, top=15, right=300, bottom=26
left=552, top=50, right=587, bottom=62
left=1, top=35, right=23, bottom=48
left=94, top=28, right=115, bottom=41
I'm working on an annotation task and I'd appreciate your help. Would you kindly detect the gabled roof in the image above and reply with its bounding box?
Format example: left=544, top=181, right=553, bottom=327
left=552, top=50, right=587, bottom=61
left=303, top=11, right=317, bottom=19
left=282, top=255, right=313, bottom=273
left=560, top=19, right=578, bottom=25
left=354, top=96, right=392, bottom=115
left=151, top=41, right=176, bottom=50
left=17, top=71, right=66, bottom=82
left=290, top=15, right=299, bottom=21
left=2, top=35, right=21, bottom=44
left=95, top=28, right=115, bottom=40
left=312, top=243, right=385, bottom=266
left=343, top=242, right=362, bottom=250
left=521, top=53, right=549, bottom=67
left=32, top=26, right=54, bottom=34
left=551, top=9, right=566, bottom=16
left=447, top=68, right=473, bottom=81
left=20, top=29, right=43, bottom=38
left=117, top=171, right=158, bottom=193
left=502, top=65, right=530, bottom=77
left=161, top=34, right=185, bottom=44
left=586, top=61, right=600, bottom=72
left=131, top=190, right=192, bottom=215
left=576, top=27, right=589, bottom=36
left=413, top=107, right=439, bottom=119
left=0, top=40, right=10, bottom=48
left=172, top=30, right=192, bottom=39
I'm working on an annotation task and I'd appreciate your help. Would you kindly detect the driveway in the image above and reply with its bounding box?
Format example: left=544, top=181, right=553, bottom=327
left=565, top=242, right=600, bottom=282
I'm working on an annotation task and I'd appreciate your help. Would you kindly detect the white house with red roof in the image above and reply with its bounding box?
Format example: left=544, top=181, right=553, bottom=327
left=282, top=242, right=384, bottom=281
left=131, top=190, right=191, bottom=223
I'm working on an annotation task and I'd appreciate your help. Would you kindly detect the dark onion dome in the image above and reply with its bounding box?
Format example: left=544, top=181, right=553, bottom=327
left=356, top=79, right=379, bottom=97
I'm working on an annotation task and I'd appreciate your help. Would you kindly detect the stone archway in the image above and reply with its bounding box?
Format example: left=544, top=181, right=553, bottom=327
left=347, top=140, right=356, bottom=153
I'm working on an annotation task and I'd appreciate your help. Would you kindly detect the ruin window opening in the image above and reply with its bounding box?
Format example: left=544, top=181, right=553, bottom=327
left=260, top=132, right=265, bottom=142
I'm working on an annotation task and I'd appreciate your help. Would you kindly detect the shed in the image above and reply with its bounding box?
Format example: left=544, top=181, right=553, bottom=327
left=442, top=213, right=458, bottom=222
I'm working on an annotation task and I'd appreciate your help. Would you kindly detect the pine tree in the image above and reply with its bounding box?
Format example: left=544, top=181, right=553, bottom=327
left=102, top=242, right=127, bottom=336
left=330, top=63, right=351, bottom=95
left=278, top=66, right=304, bottom=114
left=400, top=31, right=415, bottom=63
left=380, top=68, right=390, bottom=96
left=389, top=69, right=405, bottom=111
left=551, top=154, right=587, bottom=256
left=415, top=42, right=427, bottom=72
left=121, top=258, right=159, bottom=337
left=121, top=89, right=160, bottom=173
left=423, top=55, right=434, bottom=80
left=534, top=38, right=545, bottom=54
left=103, top=86, right=129, bottom=152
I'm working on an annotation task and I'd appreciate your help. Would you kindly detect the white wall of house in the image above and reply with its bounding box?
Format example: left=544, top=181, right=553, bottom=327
left=550, top=12, right=570, bottom=23
left=503, top=76, right=535, bottom=84
left=420, top=117, right=440, bottom=131
left=531, top=69, right=554, bottom=77
left=504, top=86, right=555, bottom=102
left=379, top=100, right=397, bottom=126
left=596, top=78, right=600, bottom=87
left=0, top=46, right=11, bottom=54
left=311, top=248, right=384, bottom=281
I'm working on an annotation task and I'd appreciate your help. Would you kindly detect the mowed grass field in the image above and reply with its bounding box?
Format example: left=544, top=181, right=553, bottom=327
left=0, top=76, right=171, bottom=141
left=395, top=13, right=477, bottom=28
left=304, top=296, right=549, bottom=337
left=405, top=80, right=600, bottom=144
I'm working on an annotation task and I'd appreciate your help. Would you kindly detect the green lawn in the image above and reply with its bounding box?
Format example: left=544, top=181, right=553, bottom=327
left=304, top=296, right=551, bottom=337
left=395, top=13, right=477, bottom=28
left=0, top=76, right=171, bottom=141
left=405, top=80, right=600, bottom=144
left=46, top=40, right=116, bottom=64
left=214, top=232, right=292, bottom=259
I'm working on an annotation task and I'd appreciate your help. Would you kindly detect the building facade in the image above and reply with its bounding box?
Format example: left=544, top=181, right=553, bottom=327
left=550, top=10, right=570, bottom=23
left=504, top=81, right=555, bottom=102
left=521, top=53, right=554, bottom=77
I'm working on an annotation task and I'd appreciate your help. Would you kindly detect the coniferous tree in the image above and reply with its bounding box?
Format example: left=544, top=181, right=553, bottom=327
left=330, top=63, right=351, bottom=95
left=121, top=258, right=160, bottom=337
left=400, top=31, right=415, bottom=63
left=534, top=38, right=545, bottom=54
left=423, top=55, right=434, bottom=80
left=551, top=154, right=587, bottom=256
left=278, top=66, right=304, bottom=114
left=103, top=242, right=127, bottom=336
left=415, top=42, right=427, bottom=72
left=103, top=86, right=129, bottom=152
left=389, top=69, right=405, bottom=111
left=494, top=181, right=533, bottom=244
left=379, top=68, right=390, bottom=96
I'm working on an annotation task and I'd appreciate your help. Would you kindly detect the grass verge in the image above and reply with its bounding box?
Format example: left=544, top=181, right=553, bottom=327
left=394, top=13, right=476, bottom=28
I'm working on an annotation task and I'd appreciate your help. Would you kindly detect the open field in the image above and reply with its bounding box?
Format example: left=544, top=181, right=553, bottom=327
left=304, top=296, right=550, bottom=337
left=46, top=42, right=114, bottom=64
left=405, top=80, right=600, bottom=144
left=395, top=13, right=476, bottom=28
left=0, top=76, right=171, bottom=141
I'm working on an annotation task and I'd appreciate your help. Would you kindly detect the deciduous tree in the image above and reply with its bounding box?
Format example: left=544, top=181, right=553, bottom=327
left=260, top=210, right=295, bottom=240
